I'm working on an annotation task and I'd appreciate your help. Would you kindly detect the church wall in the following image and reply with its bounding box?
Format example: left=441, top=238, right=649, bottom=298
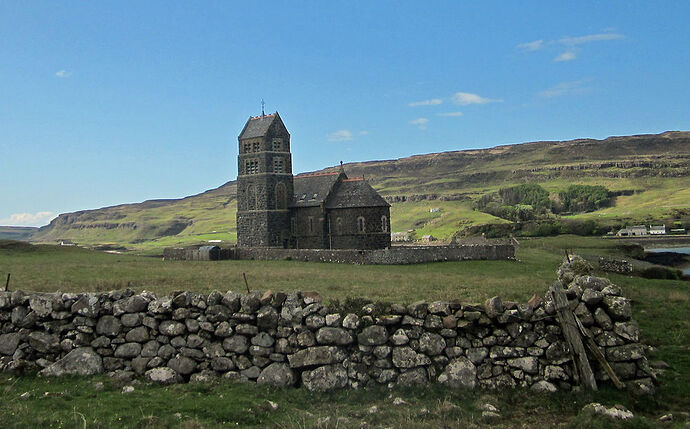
left=292, top=206, right=326, bottom=249
left=327, top=207, right=391, bottom=250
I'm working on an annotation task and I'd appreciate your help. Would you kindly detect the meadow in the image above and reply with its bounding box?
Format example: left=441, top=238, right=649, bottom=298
left=0, top=236, right=688, bottom=427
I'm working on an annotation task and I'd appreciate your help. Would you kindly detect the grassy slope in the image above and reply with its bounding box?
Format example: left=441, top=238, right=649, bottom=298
left=0, top=236, right=688, bottom=427
left=28, top=131, right=690, bottom=252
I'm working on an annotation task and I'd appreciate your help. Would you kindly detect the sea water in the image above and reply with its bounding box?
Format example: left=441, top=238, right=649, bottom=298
left=645, top=247, right=690, bottom=275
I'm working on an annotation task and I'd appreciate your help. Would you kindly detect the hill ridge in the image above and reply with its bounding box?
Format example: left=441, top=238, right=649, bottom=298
left=15, top=131, right=689, bottom=252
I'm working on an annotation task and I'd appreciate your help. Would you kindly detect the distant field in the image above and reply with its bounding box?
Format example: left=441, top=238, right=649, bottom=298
left=0, top=235, right=688, bottom=427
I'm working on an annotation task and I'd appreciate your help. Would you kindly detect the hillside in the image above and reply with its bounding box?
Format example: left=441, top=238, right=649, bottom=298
left=0, top=226, right=38, bottom=241
left=29, top=131, right=690, bottom=253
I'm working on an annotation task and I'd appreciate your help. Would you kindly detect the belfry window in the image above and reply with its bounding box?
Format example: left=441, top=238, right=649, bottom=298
left=381, top=215, right=388, bottom=232
left=272, top=139, right=282, bottom=151
left=273, top=158, right=284, bottom=173
left=245, top=160, right=259, bottom=174
left=252, top=142, right=260, bottom=152
left=357, top=216, right=366, bottom=233
left=243, top=143, right=251, bottom=153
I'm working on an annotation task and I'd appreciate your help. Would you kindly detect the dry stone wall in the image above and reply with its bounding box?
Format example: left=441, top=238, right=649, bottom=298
left=0, top=258, right=653, bottom=393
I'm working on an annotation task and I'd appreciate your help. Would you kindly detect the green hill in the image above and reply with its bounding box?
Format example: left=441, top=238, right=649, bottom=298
left=0, top=226, right=38, bottom=241
left=29, top=131, right=690, bottom=253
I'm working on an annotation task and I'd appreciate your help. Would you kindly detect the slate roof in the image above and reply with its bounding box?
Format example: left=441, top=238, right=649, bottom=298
left=239, top=113, right=277, bottom=140
left=325, top=178, right=390, bottom=209
left=291, top=172, right=343, bottom=207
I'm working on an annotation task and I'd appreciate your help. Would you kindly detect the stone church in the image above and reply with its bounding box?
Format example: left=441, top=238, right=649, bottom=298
left=236, top=112, right=391, bottom=249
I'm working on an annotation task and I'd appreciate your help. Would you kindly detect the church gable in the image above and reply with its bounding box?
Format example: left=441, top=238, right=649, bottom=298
left=325, top=178, right=390, bottom=209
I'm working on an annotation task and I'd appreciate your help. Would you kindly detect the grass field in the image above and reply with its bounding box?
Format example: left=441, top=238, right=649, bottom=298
left=0, top=236, right=688, bottom=427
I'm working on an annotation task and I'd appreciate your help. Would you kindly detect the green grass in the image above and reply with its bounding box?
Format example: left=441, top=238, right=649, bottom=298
left=390, top=200, right=509, bottom=240
left=0, top=236, right=688, bottom=427
left=0, top=375, right=669, bottom=428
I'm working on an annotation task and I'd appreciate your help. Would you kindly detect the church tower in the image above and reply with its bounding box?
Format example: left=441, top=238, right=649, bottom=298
left=236, top=112, right=294, bottom=247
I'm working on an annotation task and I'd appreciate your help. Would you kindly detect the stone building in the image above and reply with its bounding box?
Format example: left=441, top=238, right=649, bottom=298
left=236, top=112, right=390, bottom=249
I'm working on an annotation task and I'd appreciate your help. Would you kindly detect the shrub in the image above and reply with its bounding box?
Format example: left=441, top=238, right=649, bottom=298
left=639, top=266, right=682, bottom=280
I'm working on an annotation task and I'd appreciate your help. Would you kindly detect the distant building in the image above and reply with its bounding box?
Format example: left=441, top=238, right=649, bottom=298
left=430, top=208, right=441, bottom=213
left=649, top=225, right=666, bottom=235
left=236, top=112, right=391, bottom=249
left=58, top=239, right=74, bottom=246
left=421, top=234, right=437, bottom=243
left=391, top=232, right=410, bottom=242
left=616, top=225, right=649, bottom=236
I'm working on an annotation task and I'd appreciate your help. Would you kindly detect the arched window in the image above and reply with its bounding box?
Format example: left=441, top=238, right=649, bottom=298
left=357, top=216, right=366, bottom=234
left=246, top=185, right=255, bottom=210
left=381, top=215, right=388, bottom=232
left=336, top=217, right=343, bottom=234
left=275, top=182, right=287, bottom=210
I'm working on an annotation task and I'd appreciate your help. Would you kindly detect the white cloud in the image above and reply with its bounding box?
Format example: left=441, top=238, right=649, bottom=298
left=358, top=130, right=369, bottom=136
left=452, top=92, right=502, bottom=105
left=0, top=211, right=56, bottom=227
left=559, top=33, right=624, bottom=46
left=409, top=118, right=429, bottom=129
left=437, top=111, right=463, bottom=117
left=554, top=51, right=577, bottom=62
left=517, top=39, right=544, bottom=51
left=539, top=80, right=590, bottom=98
left=408, top=98, right=443, bottom=107
left=55, top=70, right=72, bottom=78
left=327, top=130, right=353, bottom=142
left=518, top=32, right=624, bottom=62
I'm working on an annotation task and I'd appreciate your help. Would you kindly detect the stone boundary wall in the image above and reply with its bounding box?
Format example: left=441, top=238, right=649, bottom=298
left=235, top=244, right=516, bottom=264
left=0, top=258, right=653, bottom=393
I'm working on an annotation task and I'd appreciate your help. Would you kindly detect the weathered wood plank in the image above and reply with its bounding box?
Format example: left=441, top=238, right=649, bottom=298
left=549, top=282, right=598, bottom=391
left=574, top=314, right=625, bottom=389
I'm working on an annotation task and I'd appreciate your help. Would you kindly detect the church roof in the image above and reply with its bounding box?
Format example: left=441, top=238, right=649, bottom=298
left=239, top=113, right=277, bottom=140
left=325, top=178, right=390, bottom=209
left=291, top=172, right=343, bottom=208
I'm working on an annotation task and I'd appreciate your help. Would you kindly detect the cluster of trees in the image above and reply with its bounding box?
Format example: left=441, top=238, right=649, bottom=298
left=558, top=185, right=611, bottom=213
left=474, top=183, right=611, bottom=222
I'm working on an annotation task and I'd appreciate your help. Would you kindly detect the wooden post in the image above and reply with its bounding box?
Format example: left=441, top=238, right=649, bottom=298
left=574, top=314, right=626, bottom=389
left=4, top=273, right=9, bottom=292
left=549, top=282, right=597, bottom=390
left=242, top=273, right=250, bottom=293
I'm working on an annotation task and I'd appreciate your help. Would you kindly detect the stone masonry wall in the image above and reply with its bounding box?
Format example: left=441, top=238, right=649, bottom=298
left=236, top=243, right=516, bottom=264
left=0, top=257, right=653, bottom=393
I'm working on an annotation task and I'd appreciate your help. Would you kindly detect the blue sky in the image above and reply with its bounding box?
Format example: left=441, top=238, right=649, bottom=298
left=1, top=1, right=689, bottom=226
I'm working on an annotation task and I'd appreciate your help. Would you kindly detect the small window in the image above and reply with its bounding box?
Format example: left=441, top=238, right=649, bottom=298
left=357, top=216, right=366, bottom=233
left=381, top=215, right=388, bottom=232
left=308, top=217, right=314, bottom=234
left=243, top=143, right=251, bottom=153
left=273, top=158, right=284, bottom=173
left=272, top=139, right=282, bottom=151
left=291, top=217, right=296, bottom=234
left=336, top=217, right=343, bottom=234
left=252, top=142, right=260, bottom=152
